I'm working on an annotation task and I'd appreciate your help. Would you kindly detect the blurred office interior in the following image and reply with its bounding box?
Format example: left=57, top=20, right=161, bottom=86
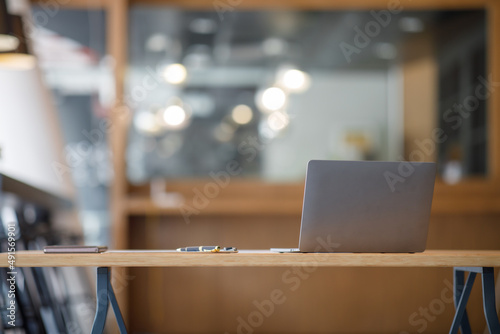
left=0, top=0, right=499, bottom=333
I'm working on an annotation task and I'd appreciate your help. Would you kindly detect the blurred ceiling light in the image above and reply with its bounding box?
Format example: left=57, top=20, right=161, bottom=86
left=214, top=122, right=235, bottom=142
left=0, top=46, right=74, bottom=199
left=183, top=44, right=212, bottom=69
left=189, top=18, right=217, bottom=34
left=399, top=17, right=424, bottom=33
left=373, top=43, right=397, bottom=60
left=281, top=69, right=311, bottom=92
left=183, top=92, right=215, bottom=117
left=0, top=35, right=18, bottom=52
left=145, top=33, right=170, bottom=52
left=5, top=0, right=30, bottom=15
left=134, top=110, right=162, bottom=136
left=159, top=133, right=183, bottom=158
left=160, top=63, right=187, bottom=85
left=231, top=104, right=253, bottom=125
left=267, top=110, right=289, bottom=131
left=0, top=53, right=35, bottom=69
left=257, top=86, right=287, bottom=112
left=261, top=37, right=288, bottom=56
left=258, top=121, right=277, bottom=140
left=160, top=105, right=188, bottom=129
left=183, top=52, right=211, bottom=69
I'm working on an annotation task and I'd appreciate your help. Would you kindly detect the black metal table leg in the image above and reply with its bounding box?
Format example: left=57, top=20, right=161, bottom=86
left=449, top=271, right=476, bottom=334
left=107, top=269, right=128, bottom=334
left=451, top=267, right=500, bottom=334
left=91, top=267, right=128, bottom=334
left=91, top=267, right=110, bottom=334
left=482, top=267, right=500, bottom=333
left=453, top=269, right=472, bottom=334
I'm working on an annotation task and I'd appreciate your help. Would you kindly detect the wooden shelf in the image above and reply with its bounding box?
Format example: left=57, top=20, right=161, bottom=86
left=30, top=0, right=115, bottom=9
left=3, top=250, right=500, bottom=268
left=124, top=194, right=500, bottom=216
left=126, top=196, right=304, bottom=216
left=432, top=197, right=500, bottom=214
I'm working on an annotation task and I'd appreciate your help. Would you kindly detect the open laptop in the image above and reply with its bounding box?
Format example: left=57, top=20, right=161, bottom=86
left=271, top=160, right=436, bottom=253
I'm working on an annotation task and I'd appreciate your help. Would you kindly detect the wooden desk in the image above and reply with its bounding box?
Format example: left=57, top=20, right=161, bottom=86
left=1, top=250, right=499, bottom=334
left=3, top=249, right=500, bottom=267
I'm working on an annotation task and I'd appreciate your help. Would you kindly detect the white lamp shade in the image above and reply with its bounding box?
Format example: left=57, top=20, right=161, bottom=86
left=0, top=54, right=74, bottom=201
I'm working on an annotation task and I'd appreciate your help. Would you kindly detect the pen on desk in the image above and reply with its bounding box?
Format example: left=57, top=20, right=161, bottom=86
left=176, top=246, right=238, bottom=252
left=177, top=246, right=221, bottom=252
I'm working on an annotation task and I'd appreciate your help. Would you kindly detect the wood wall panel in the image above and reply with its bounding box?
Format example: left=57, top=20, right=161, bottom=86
left=402, top=33, right=437, bottom=163
left=127, top=213, right=500, bottom=333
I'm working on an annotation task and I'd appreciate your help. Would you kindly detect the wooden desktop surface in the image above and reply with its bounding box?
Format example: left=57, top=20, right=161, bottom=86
left=1, top=250, right=500, bottom=268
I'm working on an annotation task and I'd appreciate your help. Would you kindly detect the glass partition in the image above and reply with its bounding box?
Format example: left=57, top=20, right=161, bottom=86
left=30, top=6, right=112, bottom=245
left=125, top=8, right=486, bottom=184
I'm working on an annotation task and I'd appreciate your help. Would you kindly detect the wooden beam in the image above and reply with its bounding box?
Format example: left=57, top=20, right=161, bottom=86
left=107, top=0, right=129, bottom=250
left=106, top=0, right=130, bottom=329
left=488, top=1, right=500, bottom=186
left=30, top=0, right=112, bottom=9
left=488, top=7, right=500, bottom=329
left=128, top=0, right=488, bottom=10
left=28, top=0, right=488, bottom=10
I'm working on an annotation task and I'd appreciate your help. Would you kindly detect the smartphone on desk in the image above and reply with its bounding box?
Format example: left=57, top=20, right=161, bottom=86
left=44, top=245, right=108, bottom=253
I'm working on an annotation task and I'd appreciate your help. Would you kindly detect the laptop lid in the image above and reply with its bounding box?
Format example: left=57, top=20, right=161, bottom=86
left=298, top=160, right=436, bottom=253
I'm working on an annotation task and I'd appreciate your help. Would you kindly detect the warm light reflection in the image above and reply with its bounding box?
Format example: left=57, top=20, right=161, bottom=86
left=161, top=63, right=187, bottom=84
left=0, top=53, right=36, bottom=70
left=214, top=122, right=235, bottom=142
left=260, top=87, right=286, bottom=112
left=282, top=69, right=310, bottom=92
left=134, top=111, right=162, bottom=135
left=0, top=35, right=20, bottom=53
left=145, top=33, right=169, bottom=52
left=231, top=104, right=253, bottom=125
left=267, top=111, right=289, bottom=131
left=161, top=105, right=187, bottom=127
left=261, top=37, right=287, bottom=56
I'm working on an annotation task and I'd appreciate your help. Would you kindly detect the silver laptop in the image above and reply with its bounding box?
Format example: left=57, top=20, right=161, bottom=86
left=272, top=160, right=436, bottom=253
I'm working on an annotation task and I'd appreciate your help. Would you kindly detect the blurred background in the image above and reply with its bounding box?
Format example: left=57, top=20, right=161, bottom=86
left=0, top=0, right=498, bottom=333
